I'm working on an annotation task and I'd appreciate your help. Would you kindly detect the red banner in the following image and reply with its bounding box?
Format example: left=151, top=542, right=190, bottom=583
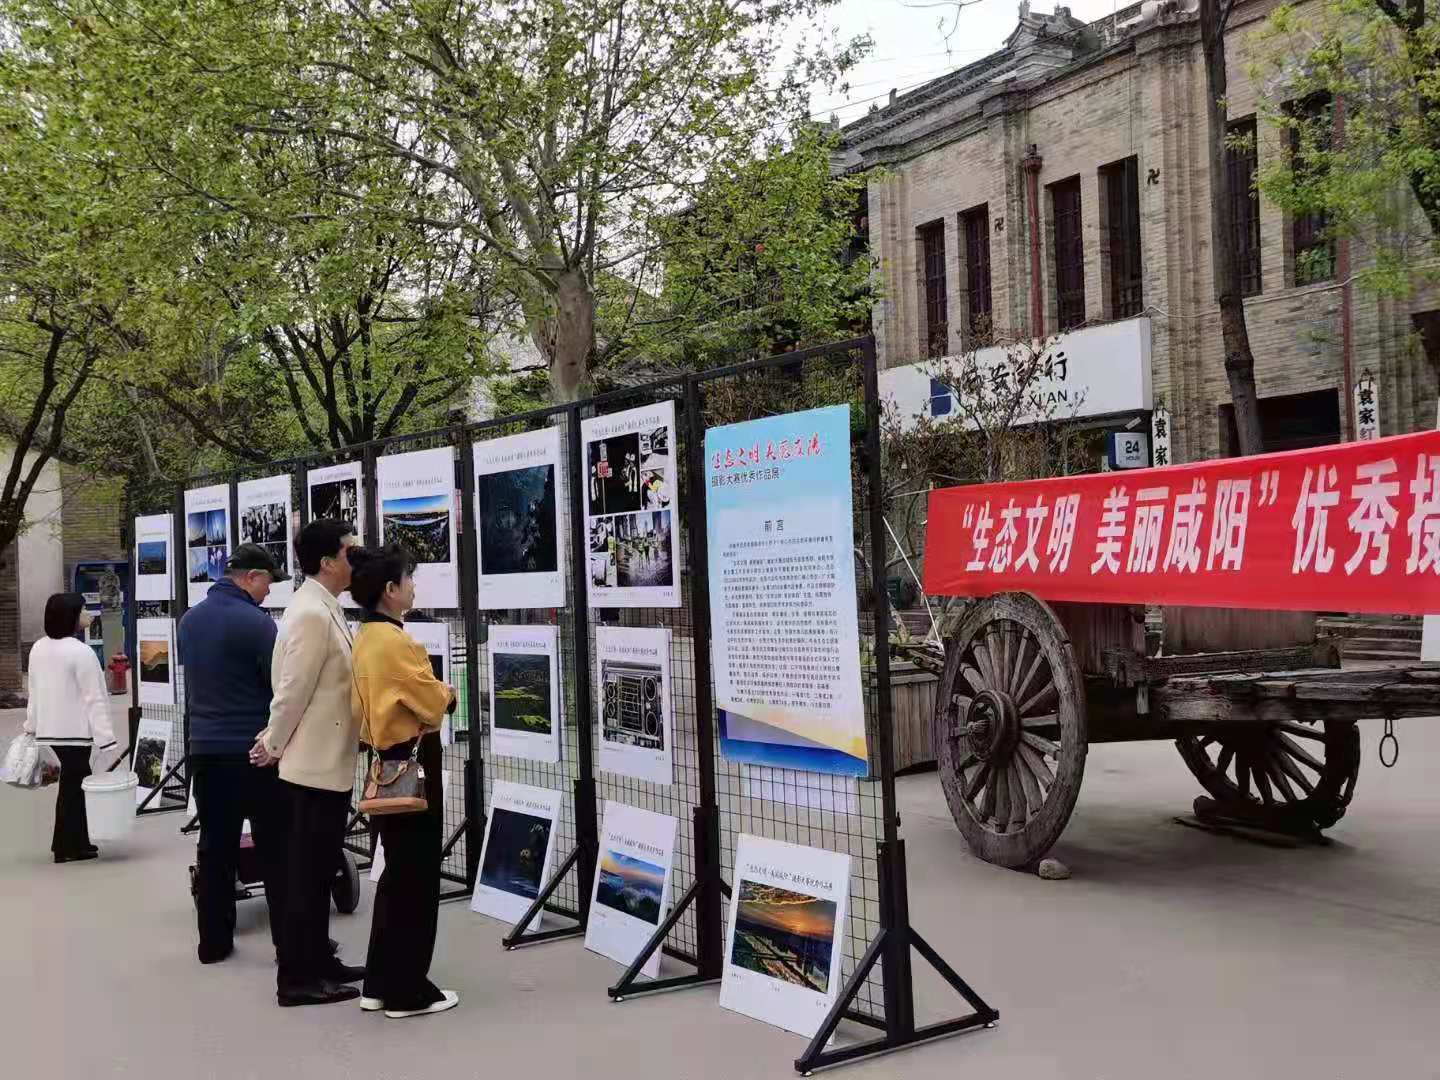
left=923, top=430, right=1440, bottom=614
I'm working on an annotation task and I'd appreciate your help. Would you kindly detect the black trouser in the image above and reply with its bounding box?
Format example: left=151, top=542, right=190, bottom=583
left=191, top=754, right=290, bottom=960
left=276, top=781, right=349, bottom=993
left=51, top=746, right=92, bottom=857
left=363, top=733, right=444, bottom=1011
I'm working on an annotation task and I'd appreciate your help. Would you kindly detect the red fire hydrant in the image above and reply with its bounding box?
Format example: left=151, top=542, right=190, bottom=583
left=106, top=652, right=130, bottom=695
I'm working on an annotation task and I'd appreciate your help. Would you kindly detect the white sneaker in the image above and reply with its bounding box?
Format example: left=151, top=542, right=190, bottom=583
left=385, top=990, right=459, bottom=1019
left=359, top=997, right=384, bottom=1012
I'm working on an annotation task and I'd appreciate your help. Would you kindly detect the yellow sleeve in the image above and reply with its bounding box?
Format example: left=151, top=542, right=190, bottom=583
left=399, top=639, right=454, bottom=729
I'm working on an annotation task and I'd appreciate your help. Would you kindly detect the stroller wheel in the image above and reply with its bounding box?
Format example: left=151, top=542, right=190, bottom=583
left=332, top=852, right=361, bottom=914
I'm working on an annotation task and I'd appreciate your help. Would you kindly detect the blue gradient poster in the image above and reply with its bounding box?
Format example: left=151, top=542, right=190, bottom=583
left=705, top=405, right=868, bottom=777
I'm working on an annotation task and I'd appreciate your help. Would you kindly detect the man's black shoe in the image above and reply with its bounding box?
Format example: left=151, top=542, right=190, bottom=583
left=277, top=981, right=361, bottom=1008
left=198, top=942, right=234, bottom=965
left=320, top=958, right=366, bottom=983
left=53, top=851, right=98, bottom=864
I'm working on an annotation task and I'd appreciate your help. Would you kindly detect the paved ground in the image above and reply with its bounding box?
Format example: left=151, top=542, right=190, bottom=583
left=2, top=706, right=1437, bottom=1079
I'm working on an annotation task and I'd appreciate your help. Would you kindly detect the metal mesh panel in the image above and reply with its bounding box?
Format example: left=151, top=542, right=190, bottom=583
left=578, top=380, right=705, bottom=969
left=130, top=482, right=187, bottom=813
left=693, top=344, right=888, bottom=1023
left=468, top=408, right=586, bottom=924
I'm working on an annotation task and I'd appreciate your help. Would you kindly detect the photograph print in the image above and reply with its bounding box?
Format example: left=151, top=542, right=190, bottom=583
left=478, top=806, right=553, bottom=902
left=478, top=464, right=558, bottom=577
left=492, top=653, right=552, bottom=737
left=132, top=734, right=167, bottom=791
left=187, top=547, right=209, bottom=584
left=584, top=802, right=677, bottom=976
left=729, top=880, right=838, bottom=994
left=139, top=638, right=170, bottom=685
left=206, top=508, right=227, bottom=546
left=587, top=431, right=641, bottom=518
left=595, top=849, right=664, bottom=925
left=240, top=500, right=289, bottom=575
left=471, top=781, right=562, bottom=925
left=488, top=625, right=561, bottom=764
left=186, top=512, right=207, bottom=549
left=137, top=542, right=167, bottom=577
left=381, top=494, right=452, bottom=564
left=595, top=625, right=674, bottom=786
left=588, top=518, right=615, bottom=589
left=719, top=833, right=851, bottom=1037
left=310, top=476, right=358, bottom=525
left=613, top=510, right=673, bottom=589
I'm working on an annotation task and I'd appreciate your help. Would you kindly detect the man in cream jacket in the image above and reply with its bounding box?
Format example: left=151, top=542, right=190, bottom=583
left=251, top=518, right=365, bottom=1007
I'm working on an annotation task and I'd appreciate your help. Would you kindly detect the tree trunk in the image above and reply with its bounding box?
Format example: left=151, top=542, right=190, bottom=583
left=538, top=266, right=595, bottom=403
left=1201, top=0, right=1264, bottom=457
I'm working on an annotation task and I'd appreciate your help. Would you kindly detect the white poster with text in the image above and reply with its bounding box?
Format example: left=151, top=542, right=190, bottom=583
left=237, top=474, right=295, bottom=607
left=474, top=427, right=566, bottom=610
left=378, top=447, right=458, bottom=609
left=136, top=617, right=176, bottom=707
left=470, top=780, right=562, bottom=927
left=595, top=626, right=674, bottom=786
left=487, top=624, right=561, bottom=764
left=183, top=484, right=230, bottom=605
left=581, top=401, right=680, bottom=608
left=133, top=514, right=172, bottom=602
left=132, top=717, right=172, bottom=806
left=706, top=405, right=868, bottom=784
left=720, top=834, right=851, bottom=1038
left=585, top=802, right=678, bottom=979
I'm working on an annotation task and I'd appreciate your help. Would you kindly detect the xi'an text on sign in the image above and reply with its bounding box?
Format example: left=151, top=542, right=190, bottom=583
left=924, top=430, right=1440, bottom=615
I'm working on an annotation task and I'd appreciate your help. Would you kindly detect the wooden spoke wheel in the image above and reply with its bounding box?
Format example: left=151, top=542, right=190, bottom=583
left=933, top=593, right=1088, bottom=869
left=1175, top=720, right=1360, bottom=831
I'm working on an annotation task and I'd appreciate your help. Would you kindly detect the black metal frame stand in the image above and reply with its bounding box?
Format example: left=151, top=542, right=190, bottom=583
left=793, top=839, right=998, bottom=1073
left=500, top=405, right=602, bottom=946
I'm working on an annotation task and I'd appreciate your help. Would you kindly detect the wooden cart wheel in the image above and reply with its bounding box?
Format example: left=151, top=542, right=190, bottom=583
left=1175, top=720, right=1360, bottom=831
left=933, top=593, right=1088, bottom=869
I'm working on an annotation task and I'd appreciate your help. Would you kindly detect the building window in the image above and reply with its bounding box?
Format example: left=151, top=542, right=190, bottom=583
left=960, top=205, right=992, bottom=346
left=919, top=221, right=948, bottom=357
left=1050, top=177, right=1086, bottom=331
left=1290, top=94, right=1335, bottom=287
left=1100, top=157, right=1143, bottom=319
left=1227, top=117, right=1262, bottom=297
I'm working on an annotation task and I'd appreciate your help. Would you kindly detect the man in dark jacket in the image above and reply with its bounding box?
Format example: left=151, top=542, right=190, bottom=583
left=178, top=543, right=289, bottom=965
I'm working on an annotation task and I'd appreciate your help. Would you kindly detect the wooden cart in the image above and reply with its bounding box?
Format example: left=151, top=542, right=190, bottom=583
left=919, top=596, right=1437, bottom=868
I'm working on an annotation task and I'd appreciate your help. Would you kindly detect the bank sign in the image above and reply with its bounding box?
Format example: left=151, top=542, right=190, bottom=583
left=878, top=318, right=1153, bottom=428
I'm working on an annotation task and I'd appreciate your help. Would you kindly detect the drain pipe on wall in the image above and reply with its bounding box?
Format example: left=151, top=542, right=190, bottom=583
left=1334, top=96, right=1357, bottom=438
left=1022, top=145, right=1045, bottom=338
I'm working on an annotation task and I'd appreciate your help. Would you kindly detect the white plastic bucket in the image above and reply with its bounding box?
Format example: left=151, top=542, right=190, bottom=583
left=82, top=772, right=139, bottom=842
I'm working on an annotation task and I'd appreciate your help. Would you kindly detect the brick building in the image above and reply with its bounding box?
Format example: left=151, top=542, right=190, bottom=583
left=837, top=0, right=1438, bottom=463
left=0, top=452, right=127, bottom=692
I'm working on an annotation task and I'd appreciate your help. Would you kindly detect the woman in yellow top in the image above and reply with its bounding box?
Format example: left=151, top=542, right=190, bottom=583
left=348, top=544, right=459, bottom=1019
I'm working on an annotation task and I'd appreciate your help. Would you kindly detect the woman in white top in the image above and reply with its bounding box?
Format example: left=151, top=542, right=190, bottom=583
left=22, top=593, right=117, bottom=863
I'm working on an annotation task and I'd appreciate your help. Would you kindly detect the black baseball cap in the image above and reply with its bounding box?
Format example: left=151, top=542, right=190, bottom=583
left=226, top=543, right=290, bottom=581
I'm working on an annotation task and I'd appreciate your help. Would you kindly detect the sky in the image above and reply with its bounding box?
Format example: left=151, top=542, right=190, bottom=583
left=789, top=0, right=1122, bottom=126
